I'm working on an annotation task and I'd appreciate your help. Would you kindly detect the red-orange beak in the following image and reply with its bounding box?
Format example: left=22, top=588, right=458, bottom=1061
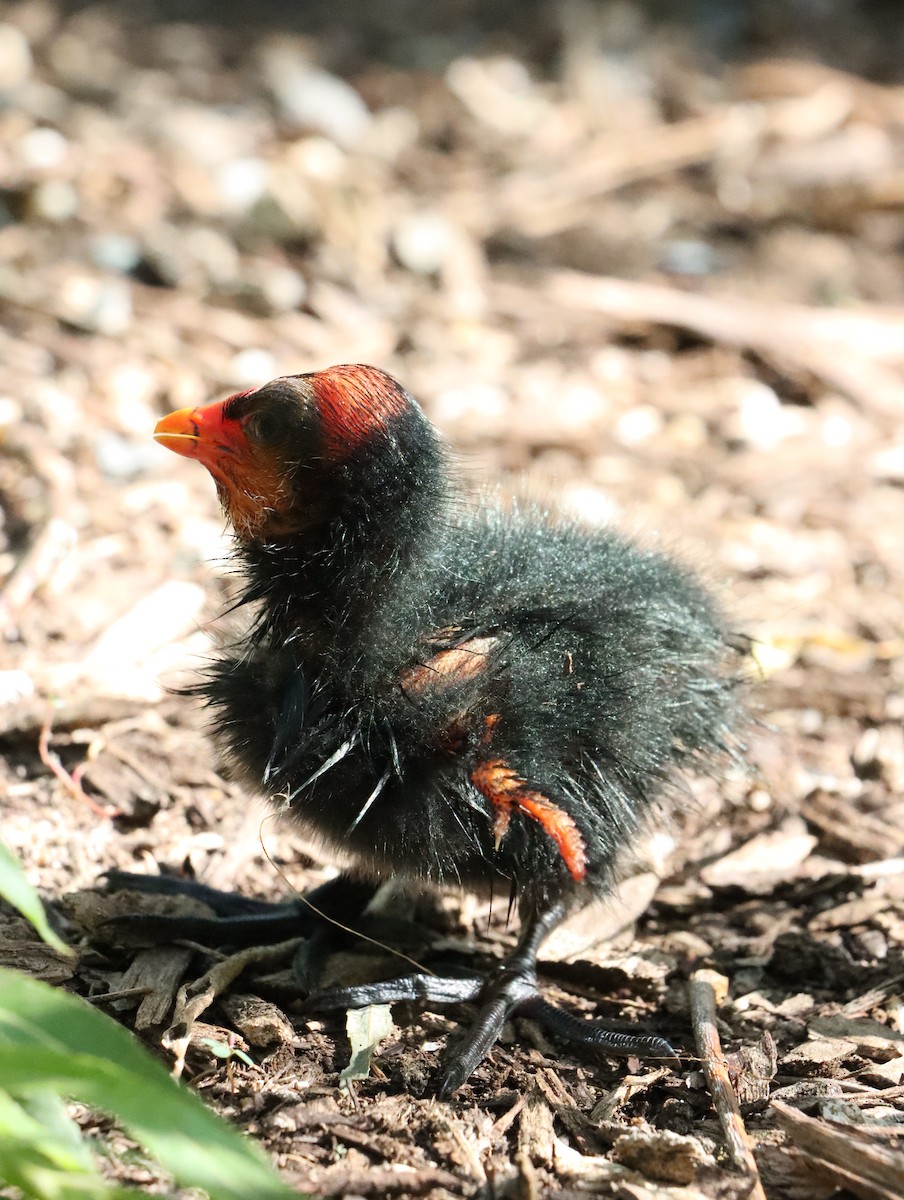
left=154, top=406, right=202, bottom=459
left=154, top=397, right=289, bottom=537
left=154, top=399, right=244, bottom=479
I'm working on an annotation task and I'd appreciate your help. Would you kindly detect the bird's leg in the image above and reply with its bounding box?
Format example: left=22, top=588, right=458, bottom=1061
left=101, top=869, right=378, bottom=948
left=310, top=896, right=678, bottom=1097
left=431, top=897, right=570, bottom=1096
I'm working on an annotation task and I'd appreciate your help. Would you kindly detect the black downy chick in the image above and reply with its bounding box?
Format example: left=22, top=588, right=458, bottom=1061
left=147, top=364, right=743, bottom=1095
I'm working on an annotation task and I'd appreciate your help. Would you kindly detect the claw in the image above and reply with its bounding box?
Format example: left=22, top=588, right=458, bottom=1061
left=309, top=962, right=676, bottom=1095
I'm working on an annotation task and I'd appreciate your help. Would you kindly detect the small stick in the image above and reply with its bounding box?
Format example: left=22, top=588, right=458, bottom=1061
left=38, top=710, right=121, bottom=819
left=548, top=271, right=904, bottom=417
left=162, top=938, right=303, bottom=1077
left=689, top=968, right=767, bottom=1200
left=0, top=517, right=77, bottom=634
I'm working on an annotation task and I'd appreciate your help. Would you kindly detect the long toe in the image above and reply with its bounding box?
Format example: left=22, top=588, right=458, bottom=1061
left=309, top=966, right=678, bottom=1096
left=309, top=973, right=484, bottom=1010
left=516, top=994, right=680, bottom=1066
left=101, top=871, right=380, bottom=949
left=101, top=901, right=313, bottom=948
left=103, top=870, right=282, bottom=916
left=436, top=974, right=678, bottom=1096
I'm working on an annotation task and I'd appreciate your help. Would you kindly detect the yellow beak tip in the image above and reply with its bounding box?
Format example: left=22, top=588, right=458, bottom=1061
left=154, top=407, right=202, bottom=457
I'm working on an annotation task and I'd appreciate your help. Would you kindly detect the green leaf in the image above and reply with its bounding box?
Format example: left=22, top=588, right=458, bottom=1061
left=0, top=842, right=71, bottom=954
left=0, top=1088, right=138, bottom=1198
left=0, top=969, right=298, bottom=1200
left=0, top=1088, right=93, bottom=1172
left=339, top=1004, right=394, bottom=1083
left=199, top=1037, right=256, bottom=1069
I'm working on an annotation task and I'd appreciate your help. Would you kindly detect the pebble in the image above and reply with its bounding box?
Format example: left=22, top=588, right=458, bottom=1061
left=245, top=182, right=317, bottom=243
left=17, top=80, right=67, bottom=123
left=159, top=104, right=258, bottom=166
left=92, top=431, right=161, bottom=482
left=103, top=364, right=159, bottom=431
left=0, top=23, right=33, bottom=94
left=142, top=224, right=239, bottom=291
left=820, top=411, right=853, bottom=447
left=615, top=404, right=663, bottom=445
left=59, top=274, right=132, bottom=335
left=287, top=136, right=346, bottom=182
left=658, top=238, right=718, bottom=276
left=229, top=348, right=278, bottom=387
left=391, top=212, right=456, bottom=276
left=261, top=41, right=371, bottom=149
left=870, top=443, right=904, bottom=482
left=216, top=156, right=268, bottom=212
left=556, top=382, right=606, bottom=431
left=363, top=107, right=419, bottom=163
left=240, top=262, right=307, bottom=315
left=0, top=670, right=34, bottom=705
left=0, top=397, right=23, bottom=427
left=28, top=382, right=82, bottom=446
left=89, top=233, right=142, bottom=275
left=668, top=413, right=707, bottom=448
left=28, top=179, right=78, bottom=222
left=560, top=484, right=620, bottom=527
left=590, top=346, right=633, bottom=385
left=183, top=226, right=240, bottom=289
left=431, top=382, right=510, bottom=438
left=733, top=379, right=807, bottom=449
left=17, top=125, right=68, bottom=170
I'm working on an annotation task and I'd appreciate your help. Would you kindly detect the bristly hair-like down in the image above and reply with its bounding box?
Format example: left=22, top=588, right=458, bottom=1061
left=153, top=362, right=748, bottom=1092
left=173, top=366, right=745, bottom=908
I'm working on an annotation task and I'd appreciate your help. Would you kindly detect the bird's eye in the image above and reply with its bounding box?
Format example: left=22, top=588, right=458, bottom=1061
left=245, top=409, right=284, bottom=447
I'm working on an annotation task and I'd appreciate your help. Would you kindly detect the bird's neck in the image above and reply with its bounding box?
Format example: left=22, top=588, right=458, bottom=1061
left=237, top=421, right=447, bottom=657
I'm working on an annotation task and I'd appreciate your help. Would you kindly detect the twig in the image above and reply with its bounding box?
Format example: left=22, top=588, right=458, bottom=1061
left=162, top=937, right=302, bottom=1077
left=548, top=270, right=904, bottom=417
left=0, top=517, right=77, bottom=634
left=773, top=1099, right=904, bottom=1200
left=0, top=693, right=146, bottom=739
left=689, top=968, right=767, bottom=1200
left=38, top=710, right=121, bottom=819
left=462, top=109, right=764, bottom=238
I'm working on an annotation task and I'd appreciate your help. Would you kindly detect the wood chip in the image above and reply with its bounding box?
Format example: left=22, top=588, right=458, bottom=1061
left=218, top=993, right=297, bottom=1048
left=802, top=792, right=904, bottom=864
left=611, top=1127, right=715, bottom=1185
left=517, top=1083, right=555, bottom=1168
left=701, top=819, right=817, bottom=890
left=118, top=944, right=194, bottom=1029
left=774, top=1098, right=904, bottom=1200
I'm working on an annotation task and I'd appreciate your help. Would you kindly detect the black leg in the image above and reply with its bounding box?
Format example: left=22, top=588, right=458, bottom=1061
left=101, top=870, right=378, bottom=948
left=309, top=897, right=678, bottom=1096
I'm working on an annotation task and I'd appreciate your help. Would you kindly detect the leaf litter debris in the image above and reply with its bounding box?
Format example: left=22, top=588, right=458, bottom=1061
left=1, top=2, right=903, bottom=1196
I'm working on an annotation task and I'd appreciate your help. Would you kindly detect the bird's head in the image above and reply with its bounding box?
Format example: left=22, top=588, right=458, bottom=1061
left=154, top=365, right=430, bottom=541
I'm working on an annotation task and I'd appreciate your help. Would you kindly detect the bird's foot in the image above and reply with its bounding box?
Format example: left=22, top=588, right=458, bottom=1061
left=100, top=870, right=375, bottom=949
left=309, top=962, right=677, bottom=1097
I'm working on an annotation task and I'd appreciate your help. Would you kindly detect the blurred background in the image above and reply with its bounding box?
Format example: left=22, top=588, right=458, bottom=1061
left=1, top=0, right=903, bottom=1189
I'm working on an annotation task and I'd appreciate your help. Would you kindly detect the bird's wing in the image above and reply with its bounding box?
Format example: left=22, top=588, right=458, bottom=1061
left=397, top=632, right=502, bottom=696
left=395, top=629, right=588, bottom=882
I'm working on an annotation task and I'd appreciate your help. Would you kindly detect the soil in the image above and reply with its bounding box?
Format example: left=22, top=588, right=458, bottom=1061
left=1, top=2, right=903, bottom=1197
